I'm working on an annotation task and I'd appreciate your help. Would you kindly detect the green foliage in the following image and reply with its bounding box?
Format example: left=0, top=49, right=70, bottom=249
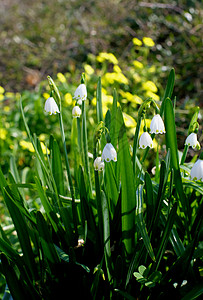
left=0, top=70, right=202, bottom=299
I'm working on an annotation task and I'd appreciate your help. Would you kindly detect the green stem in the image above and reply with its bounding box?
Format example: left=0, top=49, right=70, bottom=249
left=82, top=101, right=93, bottom=196
left=180, top=145, right=189, bottom=165
left=132, top=116, right=142, bottom=176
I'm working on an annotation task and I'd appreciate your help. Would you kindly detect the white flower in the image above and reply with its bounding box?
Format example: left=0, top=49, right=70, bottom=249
left=44, top=97, right=60, bottom=115
left=74, top=84, right=87, bottom=102
left=139, top=132, right=153, bottom=149
left=150, top=114, right=165, bottom=134
left=72, top=106, right=82, bottom=118
left=102, top=143, right=117, bottom=162
left=185, top=133, right=200, bottom=149
left=190, top=159, right=203, bottom=181
left=94, top=157, right=105, bottom=171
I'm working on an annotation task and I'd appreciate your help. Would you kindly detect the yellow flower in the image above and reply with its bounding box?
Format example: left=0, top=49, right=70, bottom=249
left=84, top=64, right=94, bottom=75
left=132, top=38, right=142, bottom=46
left=145, top=91, right=160, bottom=101
left=133, top=73, right=141, bottom=83
left=133, top=60, right=144, bottom=69
left=143, top=37, right=155, bottom=47
left=64, top=93, right=73, bottom=106
left=123, top=112, right=136, bottom=128
left=5, top=92, right=15, bottom=98
left=142, top=81, right=158, bottom=93
left=119, top=90, right=142, bottom=105
left=19, top=140, right=35, bottom=152
left=57, top=72, right=66, bottom=83
left=148, top=65, right=156, bottom=73
left=96, top=52, right=118, bottom=65
left=113, top=65, right=122, bottom=73
left=3, top=106, right=10, bottom=112
left=0, top=128, right=7, bottom=140
left=0, top=86, right=5, bottom=94
left=116, top=73, right=128, bottom=85
left=43, top=93, right=50, bottom=100
left=40, top=142, right=50, bottom=155
left=0, top=94, right=4, bottom=101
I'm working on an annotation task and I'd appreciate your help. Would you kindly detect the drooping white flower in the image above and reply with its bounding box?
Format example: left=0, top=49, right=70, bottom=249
left=190, top=159, right=203, bottom=181
left=102, top=143, right=117, bottom=162
left=150, top=114, right=165, bottom=134
left=94, top=157, right=105, bottom=171
left=44, top=97, right=60, bottom=115
left=72, top=106, right=82, bottom=118
left=74, top=84, right=87, bottom=102
left=185, top=133, right=200, bottom=149
left=139, top=132, right=153, bottom=149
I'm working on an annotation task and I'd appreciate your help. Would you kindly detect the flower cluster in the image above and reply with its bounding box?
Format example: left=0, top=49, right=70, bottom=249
left=139, top=114, right=165, bottom=149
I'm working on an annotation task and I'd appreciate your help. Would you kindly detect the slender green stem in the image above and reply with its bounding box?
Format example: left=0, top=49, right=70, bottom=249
left=82, top=101, right=93, bottom=196
left=132, top=117, right=142, bottom=176
left=180, top=145, right=189, bottom=165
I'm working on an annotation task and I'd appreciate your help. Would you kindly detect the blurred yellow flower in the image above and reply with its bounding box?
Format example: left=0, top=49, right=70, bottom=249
left=3, top=106, right=10, bottom=112
left=132, top=38, right=142, bottom=46
left=43, top=93, right=50, bottom=100
left=133, top=60, right=144, bottom=69
left=0, top=128, right=7, bottom=140
left=142, top=81, right=158, bottom=93
left=84, top=64, right=94, bottom=75
left=123, top=112, right=136, bottom=128
left=116, top=73, right=128, bottom=85
left=0, top=94, right=4, bottom=101
left=20, top=140, right=35, bottom=152
left=119, top=90, right=142, bottom=105
left=148, top=65, right=156, bottom=73
left=5, top=92, right=15, bottom=98
left=0, top=86, right=5, bottom=94
left=97, top=52, right=118, bottom=65
left=143, top=37, right=155, bottom=47
left=57, top=72, right=66, bottom=83
left=145, top=91, right=160, bottom=101
left=64, top=93, right=73, bottom=106
left=113, top=65, right=122, bottom=73
left=19, top=140, right=50, bottom=154
left=133, top=73, right=141, bottom=83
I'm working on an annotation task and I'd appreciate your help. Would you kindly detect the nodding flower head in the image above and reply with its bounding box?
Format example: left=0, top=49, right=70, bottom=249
left=102, top=143, right=117, bottom=162
left=44, top=97, right=60, bottom=115
left=185, top=133, right=200, bottom=150
left=72, top=106, right=82, bottom=118
left=139, top=132, right=153, bottom=149
left=190, top=158, right=203, bottom=181
left=94, top=157, right=105, bottom=171
left=150, top=114, right=165, bottom=134
left=73, top=84, right=87, bottom=103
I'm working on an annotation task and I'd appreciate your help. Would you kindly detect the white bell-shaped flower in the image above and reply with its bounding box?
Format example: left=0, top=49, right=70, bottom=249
left=190, top=159, right=203, bottom=181
left=150, top=114, right=165, bottom=134
left=94, top=157, right=105, bottom=171
left=74, top=84, right=87, bottom=102
left=102, top=143, right=117, bottom=162
left=44, top=97, right=60, bottom=115
left=185, top=133, right=200, bottom=149
left=72, top=106, right=82, bottom=118
left=139, top=132, right=153, bottom=149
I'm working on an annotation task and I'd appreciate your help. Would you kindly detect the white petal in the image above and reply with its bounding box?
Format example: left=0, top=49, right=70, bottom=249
left=74, top=84, right=87, bottom=101
left=185, top=133, right=198, bottom=149
left=72, top=106, right=81, bottom=118
left=139, top=132, right=153, bottom=149
left=150, top=114, right=165, bottom=134
left=44, top=97, right=60, bottom=115
left=190, top=159, right=203, bottom=181
left=102, top=143, right=117, bottom=162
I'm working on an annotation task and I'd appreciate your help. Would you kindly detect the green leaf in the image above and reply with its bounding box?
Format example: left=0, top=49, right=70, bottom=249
left=50, top=136, right=65, bottom=195
left=144, top=172, right=155, bottom=227
left=110, top=89, right=118, bottom=148
left=138, top=265, right=147, bottom=275
left=101, top=190, right=113, bottom=281
left=36, top=211, right=60, bottom=264
left=96, top=77, right=103, bottom=122
left=155, top=203, right=177, bottom=269
left=136, top=186, right=155, bottom=262
left=164, top=98, right=189, bottom=222
left=3, top=185, right=37, bottom=279
left=117, top=107, right=136, bottom=260
left=160, top=68, right=175, bottom=116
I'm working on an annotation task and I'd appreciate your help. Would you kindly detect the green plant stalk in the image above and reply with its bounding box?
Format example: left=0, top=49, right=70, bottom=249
left=82, top=100, right=93, bottom=196
left=93, top=139, right=103, bottom=244
left=47, top=76, right=78, bottom=237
